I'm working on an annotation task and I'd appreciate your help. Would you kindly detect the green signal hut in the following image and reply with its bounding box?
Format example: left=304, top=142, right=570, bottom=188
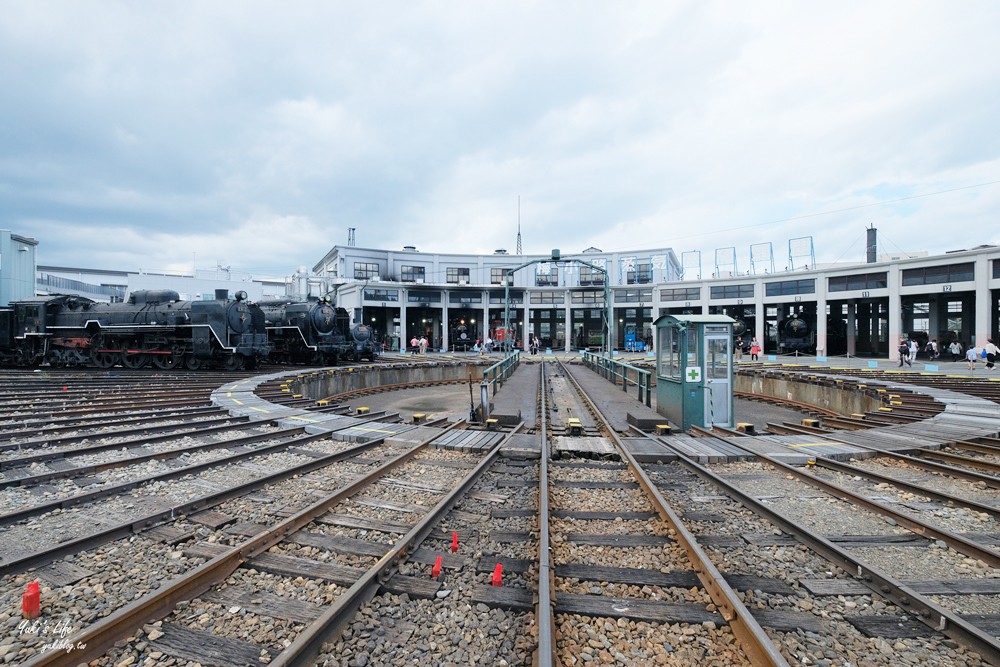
left=654, top=314, right=736, bottom=431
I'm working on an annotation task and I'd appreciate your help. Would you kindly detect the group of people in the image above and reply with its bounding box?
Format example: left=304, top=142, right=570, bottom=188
left=409, top=335, right=429, bottom=354
left=896, top=338, right=921, bottom=367
left=899, top=337, right=1000, bottom=371
left=965, top=338, right=1000, bottom=371
left=734, top=336, right=762, bottom=362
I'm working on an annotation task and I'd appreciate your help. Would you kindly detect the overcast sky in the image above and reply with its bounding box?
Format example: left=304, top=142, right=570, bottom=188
left=3, top=2, right=999, bottom=279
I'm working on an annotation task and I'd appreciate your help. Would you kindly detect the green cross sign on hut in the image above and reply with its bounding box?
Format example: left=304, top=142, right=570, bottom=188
left=685, top=366, right=701, bottom=383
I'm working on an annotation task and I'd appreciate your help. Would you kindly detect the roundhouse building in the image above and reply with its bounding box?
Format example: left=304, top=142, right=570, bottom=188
left=313, top=243, right=1000, bottom=361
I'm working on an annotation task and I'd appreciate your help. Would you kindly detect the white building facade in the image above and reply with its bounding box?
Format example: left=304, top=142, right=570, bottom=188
left=313, top=243, right=1000, bottom=360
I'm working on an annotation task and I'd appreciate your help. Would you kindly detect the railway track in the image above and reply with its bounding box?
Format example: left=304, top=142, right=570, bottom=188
left=2, top=361, right=998, bottom=665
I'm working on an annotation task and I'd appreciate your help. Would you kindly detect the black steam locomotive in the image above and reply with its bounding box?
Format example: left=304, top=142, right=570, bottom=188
left=260, top=297, right=380, bottom=364
left=0, top=289, right=271, bottom=370
left=776, top=314, right=847, bottom=355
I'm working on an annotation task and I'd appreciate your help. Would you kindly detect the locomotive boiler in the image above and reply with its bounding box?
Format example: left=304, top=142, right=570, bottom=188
left=0, top=289, right=271, bottom=369
left=260, top=297, right=380, bottom=364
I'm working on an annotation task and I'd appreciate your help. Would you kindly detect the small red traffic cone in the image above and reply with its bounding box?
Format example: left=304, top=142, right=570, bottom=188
left=491, top=563, right=503, bottom=587
left=22, top=581, right=40, bottom=619
left=451, top=532, right=459, bottom=553
left=431, top=556, right=442, bottom=579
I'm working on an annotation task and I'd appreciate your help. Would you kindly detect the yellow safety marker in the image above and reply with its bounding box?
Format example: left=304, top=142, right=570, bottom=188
left=890, top=400, right=903, bottom=406
left=412, top=413, right=426, bottom=424
left=567, top=418, right=582, bottom=435
left=486, top=418, right=499, bottom=429
left=656, top=424, right=672, bottom=436
left=317, top=399, right=329, bottom=406
left=292, top=394, right=303, bottom=399
left=878, top=407, right=893, bottom=412
left=801, top=418, right=820, bottom=427
left=851, top=413, right=866, bottom=419
left=356, top=407, right=370, bottom=415
left=736, top=422, right=755, bottom=434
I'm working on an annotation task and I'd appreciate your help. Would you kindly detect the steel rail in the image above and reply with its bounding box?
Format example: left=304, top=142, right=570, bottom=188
left=535, top=359, right=555, bottom=667
left=0, top=406, right=224, bottom=440
left=0, top=423, right=394, bottom=576
left=811, top=455, right=1000, bottom=521
left=0, top=416, right=279, bottom=474
left=558, top=359, right=789, bottom=667
left=648, top=430, right=1000, bottom=666
left=19, top=423, right=462, bottom=667
left=270, top=421, right=515, bottom=666
left=946, top=437, right=1000, bottom=456
left=696, top=433, right=1000, bottom=568
left=763, top=422, right=1000, bottom=490
left=0, top=424, right=307, bottom=493
left=0, top=414, right=252, bottom=457
left=913, top=448, right=1000, bottom=475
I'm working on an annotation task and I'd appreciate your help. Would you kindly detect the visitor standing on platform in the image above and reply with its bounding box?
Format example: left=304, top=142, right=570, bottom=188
left=749, top=338, right=761, bottom=361
left=985, top=339, right=999, bottom=370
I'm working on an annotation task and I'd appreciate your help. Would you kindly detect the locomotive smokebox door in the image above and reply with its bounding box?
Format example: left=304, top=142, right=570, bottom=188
left=653, top=314, right=735, bottom=432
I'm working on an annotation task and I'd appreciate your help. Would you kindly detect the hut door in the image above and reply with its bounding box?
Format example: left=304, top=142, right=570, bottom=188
left=704, top=334, right=731, bottom=425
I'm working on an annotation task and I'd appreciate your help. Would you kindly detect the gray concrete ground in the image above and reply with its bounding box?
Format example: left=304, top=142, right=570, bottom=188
left=344, top=351, right=833, bottom=430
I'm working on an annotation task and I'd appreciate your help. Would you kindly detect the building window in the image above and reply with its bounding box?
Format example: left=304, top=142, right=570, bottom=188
left=615, top=289, right=652, bottom=303
left=401, top=265, right=426, bottom=282
left=354, top=262, right=379, bottom=280
left=491, top=267, right=512, bottom=285
left=363, top=289, right=399, bottom=302
left=536, top=266, right=559, bottom=286
left=579, top=265, right=605, bottom=286
left=446, top=266, right=469, bottom=285
left=764, top=279, right=815, bottom=296
left=488, top=290, right=524, bottom=305
left=530, top=292, right=565, bottom=304
left=627, top=262, right=652, bottom=285
left=660, top=287, right=701, bottom=302
left=828, top=272, right=888, bottom=292
left=994, top=260, right=1000, bottom=279
left=710, top=284, right=754, bottom=299
left=571, top=290, right=604, bottom=305
left=449, top=292, right=481, bottom=305
left=407, top=290, right=440, bottom=303
left=446, top=267, right=471, bottom=284
left=901, top=262, right=974, bottom=286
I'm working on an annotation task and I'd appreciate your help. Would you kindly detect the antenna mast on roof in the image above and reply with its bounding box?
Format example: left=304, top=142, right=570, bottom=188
left=516, top=196, right=523, bottom=255
left=348, top=228, right=356, bottom=247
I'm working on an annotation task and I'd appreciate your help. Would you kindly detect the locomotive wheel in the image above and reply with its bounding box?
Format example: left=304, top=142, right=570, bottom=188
left=121, top=352, right=150, bottom=369
left=184, top=355, right=203, bottom=371
left=153, top=351, right=182, bottom=370
left=92, top=350, right=116, bottom=369
left=222, top=355, right=244, bottom=371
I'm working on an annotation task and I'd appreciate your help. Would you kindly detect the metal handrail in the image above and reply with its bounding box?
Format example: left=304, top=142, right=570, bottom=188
left=481, top=350, right=520, bottom=397
left=581, top=351, right=652, bottom=406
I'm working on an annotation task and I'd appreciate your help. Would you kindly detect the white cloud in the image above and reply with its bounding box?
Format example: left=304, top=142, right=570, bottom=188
left=2, top=1, right=998, bottom=274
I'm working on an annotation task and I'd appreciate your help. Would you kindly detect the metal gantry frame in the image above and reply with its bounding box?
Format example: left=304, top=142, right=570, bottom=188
left=501, top=249, right=613, bottom=355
